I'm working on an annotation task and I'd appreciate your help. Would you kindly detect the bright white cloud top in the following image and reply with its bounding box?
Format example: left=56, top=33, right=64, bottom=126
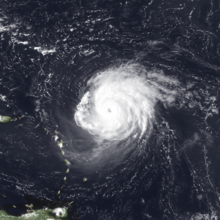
left=75, top=63, right=179, bottom=145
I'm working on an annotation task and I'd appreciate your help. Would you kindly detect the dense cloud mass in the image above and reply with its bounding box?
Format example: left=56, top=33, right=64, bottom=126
left=75, top=63, right=179, bottom=143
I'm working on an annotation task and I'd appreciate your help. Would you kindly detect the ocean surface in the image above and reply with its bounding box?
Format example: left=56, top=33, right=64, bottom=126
left=0, top=0, right=220, bottom=219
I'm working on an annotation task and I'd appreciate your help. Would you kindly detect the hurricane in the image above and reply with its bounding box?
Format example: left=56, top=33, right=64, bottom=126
left=2, top=0, right=220, bottom=218
left=74, top=63, right=179, bottom=159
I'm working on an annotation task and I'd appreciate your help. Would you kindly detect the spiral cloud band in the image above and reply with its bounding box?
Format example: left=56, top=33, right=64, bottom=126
left=75, top=63, right=179, bottom=143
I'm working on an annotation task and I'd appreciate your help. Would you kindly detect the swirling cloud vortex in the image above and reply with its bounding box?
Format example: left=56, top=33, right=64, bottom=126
left=75, top=63, right=178, bottom=143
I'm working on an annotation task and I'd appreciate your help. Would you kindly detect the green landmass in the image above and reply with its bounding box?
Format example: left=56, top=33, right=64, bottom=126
left=0, top=115, right=12, bottom=123
left=0, top=207, right=70, bottom=220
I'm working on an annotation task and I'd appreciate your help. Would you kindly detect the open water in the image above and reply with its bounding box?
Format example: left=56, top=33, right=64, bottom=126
left=0, top=0, right=220, bottom=219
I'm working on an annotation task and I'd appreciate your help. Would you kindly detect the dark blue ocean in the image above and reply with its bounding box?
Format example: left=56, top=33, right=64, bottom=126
left=0, top=0, right=220, bottom=219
